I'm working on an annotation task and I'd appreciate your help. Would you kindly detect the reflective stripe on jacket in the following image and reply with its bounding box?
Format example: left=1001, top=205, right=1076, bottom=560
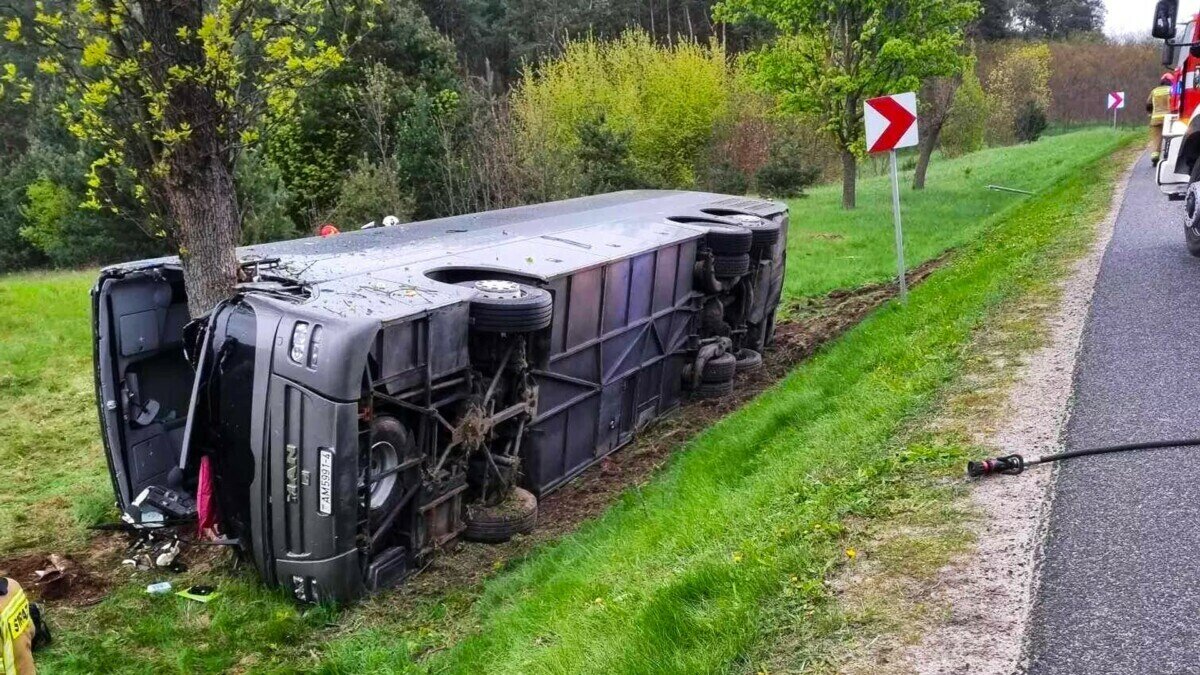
left=0, top=580, right=34, bottom=675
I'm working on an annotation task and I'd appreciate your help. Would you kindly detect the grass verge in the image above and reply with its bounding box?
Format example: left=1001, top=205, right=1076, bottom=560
left=758, top=146, right=1139, bottom=674
left=784, top=128, right=1127, bottom=299
left=0, top=129, right=1133, bottom=672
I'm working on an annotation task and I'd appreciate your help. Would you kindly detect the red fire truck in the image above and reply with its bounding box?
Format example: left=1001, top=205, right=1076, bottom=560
left=1154, top=1, right=1200, bottom=255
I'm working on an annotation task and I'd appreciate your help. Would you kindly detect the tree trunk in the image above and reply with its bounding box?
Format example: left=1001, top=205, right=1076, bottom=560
left=841, top=149, right=857, bottom=209
left=166, top=161, right=242, bottom=317
left=913, top=135, right=936, bottom=190
left=138, top=0, right=242, bottom=318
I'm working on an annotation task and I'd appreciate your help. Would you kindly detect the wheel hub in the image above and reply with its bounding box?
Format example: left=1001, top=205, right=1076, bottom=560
left=728, top=214, right=765, bottom=226
left=368, top=440, right=400, bottom=511
left=474, top=279, right=522, bottom=299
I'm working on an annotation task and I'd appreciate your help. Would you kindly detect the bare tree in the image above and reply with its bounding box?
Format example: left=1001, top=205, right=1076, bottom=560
left=913, top=76, right=962, bottom=190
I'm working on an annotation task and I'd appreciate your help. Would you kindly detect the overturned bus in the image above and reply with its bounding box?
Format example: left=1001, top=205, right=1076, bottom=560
left=92, top=190, right=789, bottom=603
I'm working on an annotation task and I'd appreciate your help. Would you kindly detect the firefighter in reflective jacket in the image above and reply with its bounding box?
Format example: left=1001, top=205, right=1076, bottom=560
left=1, top=578, right=35, bottom=675
left=1148, top=73, right=1176, bottom=165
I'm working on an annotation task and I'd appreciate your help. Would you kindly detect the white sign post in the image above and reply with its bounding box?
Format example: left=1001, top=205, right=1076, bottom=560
left=1107, top=91, right=1125, bottom=128
left=865, top=91, right=919, bottom=303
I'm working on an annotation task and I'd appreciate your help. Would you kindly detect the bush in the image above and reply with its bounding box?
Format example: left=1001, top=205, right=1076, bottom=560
left=985, top=44, right=1051, bottom=146
left=755, top=142, right=819, bottom=199
left=941, top=61, right=988, bottom=158
left=265, top=2, right=461, bottom=226
left=16, top=177, right=161, bottom=268
left=703, top=160, right=751, bottom=196
left=576, top=115, right=643, bottom=195
left=236, top=150, right=300, bottom=245
left=324, top=158, right=414, bottom=230
left=18, top=179, right=74, bottom=255
left=1015, top=100, right=1048, bottom=143
left=511, top=30, right=732, bottom=193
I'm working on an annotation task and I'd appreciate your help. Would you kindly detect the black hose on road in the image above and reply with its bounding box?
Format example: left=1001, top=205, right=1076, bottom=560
left=967, top=437, right=1200, bottom=478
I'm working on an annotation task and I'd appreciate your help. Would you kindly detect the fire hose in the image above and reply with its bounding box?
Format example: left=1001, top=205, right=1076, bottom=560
left=967, top=437, right=1200, bottom=478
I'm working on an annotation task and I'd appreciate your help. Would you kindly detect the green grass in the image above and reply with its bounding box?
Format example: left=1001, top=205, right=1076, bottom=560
left=0, top=129, right=1135, bottom=673
left=0, top=271, right=115, bottom=554
left=784, top=128, right=1127, bottom=298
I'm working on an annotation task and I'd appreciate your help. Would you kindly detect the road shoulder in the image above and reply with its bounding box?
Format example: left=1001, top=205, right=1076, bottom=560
left=829, top=148, right=1138, bottom=674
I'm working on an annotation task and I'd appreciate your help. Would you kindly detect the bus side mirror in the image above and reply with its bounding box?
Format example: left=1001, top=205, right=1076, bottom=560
left=1164, top=41, right=1178, bottom=67
left=1154, top=0, right=1178, bottom=40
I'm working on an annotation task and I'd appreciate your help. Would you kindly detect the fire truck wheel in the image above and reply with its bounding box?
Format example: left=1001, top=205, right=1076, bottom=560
left=368, top=416, right=417, bottom=527
left=1185, top=180, right=1200, bottom=258
left=459, top=280, right=554, bottom=332
left=464, top=488, right=538, bottom=543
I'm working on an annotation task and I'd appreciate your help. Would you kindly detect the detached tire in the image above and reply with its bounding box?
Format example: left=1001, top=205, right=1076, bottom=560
left=696, top=378, right=735, bottom=399
left=713, top=253, right=751, bottom=278
left=701, top=352, right=737, bottom=383
left=703, top=224, right=753, bottom=255
left=464, top=487, right=538, bottom=543
left=459, top=280, right=553, bottom=332
left=734, top=347, right=763, bottom=373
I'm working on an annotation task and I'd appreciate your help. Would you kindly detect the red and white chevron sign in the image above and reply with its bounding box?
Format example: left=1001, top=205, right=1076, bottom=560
left=864, top=92, right=919, bottom=154
left=1107, top=91, right=1125, bottom=110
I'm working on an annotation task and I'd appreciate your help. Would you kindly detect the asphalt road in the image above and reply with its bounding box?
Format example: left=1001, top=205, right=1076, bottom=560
left=1026, top=157, right=1200, bottom=673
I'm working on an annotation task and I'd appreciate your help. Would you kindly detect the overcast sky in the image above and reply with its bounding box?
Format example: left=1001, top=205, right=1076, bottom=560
left=1105, top=0, right=1198, bottom=37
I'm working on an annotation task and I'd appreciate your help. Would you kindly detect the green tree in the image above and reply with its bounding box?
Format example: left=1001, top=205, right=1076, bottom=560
left=985, top=43, right=1051, bottom=146
left=1, top=0, right=344, bottom=315
left=940, top=60, right=987, bottom=157
left=715, top=0, right=978, bottom=209
left=975, top=0, right=1011, bottom=39
left=576, top=114, right=643, bottom=195
left=265, top=2, right=461, bottom=226
left=1012, top=0, right=1104, bottom=38
left=512, top=30, right=732, bottom=194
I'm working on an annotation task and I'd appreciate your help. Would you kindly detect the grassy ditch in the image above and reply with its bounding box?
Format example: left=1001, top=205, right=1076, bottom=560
left=0, top=129, right=1133, bottom=672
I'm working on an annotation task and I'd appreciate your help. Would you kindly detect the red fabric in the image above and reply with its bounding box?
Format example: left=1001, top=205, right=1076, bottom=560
left=319, top=224, right=340, bottom=237
left=197, top=455, right=219, bottom=537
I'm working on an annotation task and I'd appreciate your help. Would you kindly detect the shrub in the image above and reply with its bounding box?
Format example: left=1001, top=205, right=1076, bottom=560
left=511, top=30, right=732, bottom=192
left=576, top=115, right=643, bottom=195
left=236, top=150, right=300, bottom=245
left=755, top=141, right=820, bottom=199
left=1015, top=100, right=1048, bottom=143
left=324, top=158, right=414, bottom=230
left=18, top=179, right=74, bottom=256
left=985, top=44, right=1051, bottom=146
left=703, top=160, right=751, bottom=196
left=941, top=61, right=988, bottom=157
left=16, top=177, right=160, bottom=267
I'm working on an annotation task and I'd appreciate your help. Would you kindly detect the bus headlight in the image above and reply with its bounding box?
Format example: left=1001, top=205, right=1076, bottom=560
left=290, top=322, right=310, bottom=364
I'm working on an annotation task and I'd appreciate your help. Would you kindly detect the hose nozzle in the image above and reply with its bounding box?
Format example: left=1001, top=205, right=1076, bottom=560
left=966, top=454, right=1026, bottom=478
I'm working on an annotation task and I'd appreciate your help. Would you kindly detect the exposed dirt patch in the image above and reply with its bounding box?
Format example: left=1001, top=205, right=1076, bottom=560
left=0, top=546, right=114, bottom=607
